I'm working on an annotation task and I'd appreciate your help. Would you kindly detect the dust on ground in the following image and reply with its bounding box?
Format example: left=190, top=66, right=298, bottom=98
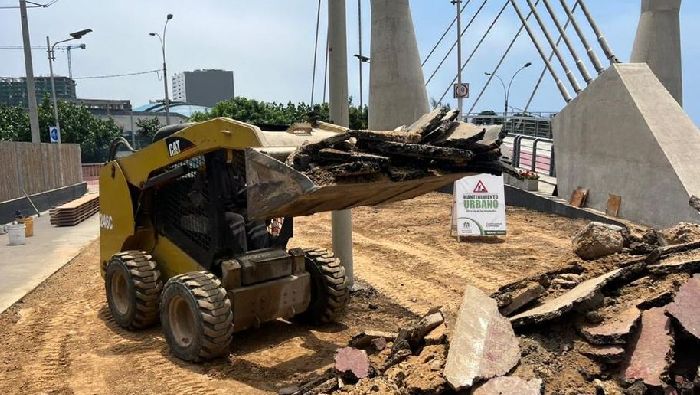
left=0, top=193, right=588, bottom=394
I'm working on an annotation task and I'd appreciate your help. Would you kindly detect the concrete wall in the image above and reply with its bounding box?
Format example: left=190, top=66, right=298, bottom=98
left=553, top=63, right=700, bottom=227
left=631, top=0, right=683, bottom=105
left=368, top=0, right=429, bottom=130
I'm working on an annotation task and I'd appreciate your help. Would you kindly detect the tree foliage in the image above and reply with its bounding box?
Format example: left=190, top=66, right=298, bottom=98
left=0, top=97, right=123, bottom=162
left=190, top=97, right=368, bottom=130
left=135, top=117, right=162, bottom=139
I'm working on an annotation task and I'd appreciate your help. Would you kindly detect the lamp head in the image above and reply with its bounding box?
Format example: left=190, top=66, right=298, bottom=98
left=166, top=13, right=173, bottom=20
left=70, top=29, right=92, bottom=39
left=524, top=62, right=533, bottom=68
left=149, top=32, right=157, bottom=37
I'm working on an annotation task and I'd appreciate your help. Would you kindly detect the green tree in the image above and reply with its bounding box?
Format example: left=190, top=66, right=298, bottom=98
left=190, top=96, right=368, bottom=130
left=0, top=97, right=123, bottom=162
left=135, top=117, right=162, bottom=139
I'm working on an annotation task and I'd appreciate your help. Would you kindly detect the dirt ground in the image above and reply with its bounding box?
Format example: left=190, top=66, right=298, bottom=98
left=0, top=193, right=588, bottom=394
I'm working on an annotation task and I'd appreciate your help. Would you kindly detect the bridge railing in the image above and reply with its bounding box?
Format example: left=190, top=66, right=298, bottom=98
left=464, top=112, right=555, bottom=139
left=501, top=134, right=556, bottom=177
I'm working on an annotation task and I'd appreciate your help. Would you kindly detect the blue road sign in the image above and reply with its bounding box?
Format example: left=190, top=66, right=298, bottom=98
left=49, top=126, right=60, bottom=143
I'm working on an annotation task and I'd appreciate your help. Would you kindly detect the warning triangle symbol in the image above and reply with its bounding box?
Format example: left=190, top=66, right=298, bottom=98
left=473, top=180, right=488, bottom=193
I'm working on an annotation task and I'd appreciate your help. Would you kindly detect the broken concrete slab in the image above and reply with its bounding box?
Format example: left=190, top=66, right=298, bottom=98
left=666, top=275, right=700, bottom=340
left=444, top=285, right=520, bottom=391
left=500, top=282, right=546, bottom=317
left=579, top=344, right=627, bottom=364
left=335, top=347, right=370, bottom=380
left=623, top=308, right=674, bottom=388
left=580, top=306, right=642, bottom=345
left=648, top=259, right=700, bottom=275
left=511, top=269, right=623, bottom=328
left=471, top=376, right=543, bottom=395
left=349, top=330, right=397, bottom=350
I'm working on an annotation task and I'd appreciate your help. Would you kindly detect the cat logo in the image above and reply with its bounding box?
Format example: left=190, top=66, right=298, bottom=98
left=168, top=139, right=181, bottom=157
left=164, top=137, right=194, bottom=157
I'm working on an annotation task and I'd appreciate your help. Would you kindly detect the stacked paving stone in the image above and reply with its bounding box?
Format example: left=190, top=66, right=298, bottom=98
left=49, top=193, right=99, bottom=227
left=287, top=108, right=508, bottom=185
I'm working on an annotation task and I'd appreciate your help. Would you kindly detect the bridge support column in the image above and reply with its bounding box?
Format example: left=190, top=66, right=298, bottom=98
left=631, top=0, right=683, bottom=105
left=368, top=0, right=429, bottom=130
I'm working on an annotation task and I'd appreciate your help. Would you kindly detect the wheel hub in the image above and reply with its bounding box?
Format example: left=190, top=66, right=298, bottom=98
left=169, top=294, right=196, bottom=348
left=110, top=269, right=129, bottom=316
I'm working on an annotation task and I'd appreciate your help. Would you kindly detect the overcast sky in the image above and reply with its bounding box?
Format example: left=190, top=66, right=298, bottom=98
left=1, top=0, right=699, bottom=122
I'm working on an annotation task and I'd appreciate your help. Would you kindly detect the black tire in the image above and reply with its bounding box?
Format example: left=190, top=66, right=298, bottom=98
left=160, top=271, right=234, bottom=362
left=300, top=248, right=350, bottom=324
left=105, top=251, right=162, bottom=329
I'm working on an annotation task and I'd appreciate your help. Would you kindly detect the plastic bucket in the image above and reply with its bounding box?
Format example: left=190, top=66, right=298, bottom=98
left=19, top=217, right=34, bottom=237
left=7, top=223, right=26, bottom=246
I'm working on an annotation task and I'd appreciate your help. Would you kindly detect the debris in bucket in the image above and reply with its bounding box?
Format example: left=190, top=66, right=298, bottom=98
left=287, top=108, right=510, bottom=185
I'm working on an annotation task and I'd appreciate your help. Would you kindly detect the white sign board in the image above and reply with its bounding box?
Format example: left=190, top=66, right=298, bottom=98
left=453, top=174, right=506, bottom=236
left=49, top=126, right=60, bottom=143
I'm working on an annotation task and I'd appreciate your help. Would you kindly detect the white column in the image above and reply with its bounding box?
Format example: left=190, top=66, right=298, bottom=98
left=328, top=0, right=354, bottom=288
left=368, top=0, right=429, bottom=130
left=631, top=0, right=683, bottom=105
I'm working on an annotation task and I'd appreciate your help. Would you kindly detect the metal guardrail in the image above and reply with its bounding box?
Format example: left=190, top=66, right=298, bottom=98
left=465, top=112, right=554, bottom=139
left=502, top=134, right=556, bottom=177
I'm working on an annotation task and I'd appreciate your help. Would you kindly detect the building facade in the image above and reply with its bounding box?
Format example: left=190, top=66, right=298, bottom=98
left=0, top=76, right=76, bottom=107
left=171, top=69, right=234, bottom=107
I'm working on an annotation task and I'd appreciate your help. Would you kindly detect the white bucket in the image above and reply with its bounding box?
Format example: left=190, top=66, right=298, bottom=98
left=7, top=223, right=26, bottom=246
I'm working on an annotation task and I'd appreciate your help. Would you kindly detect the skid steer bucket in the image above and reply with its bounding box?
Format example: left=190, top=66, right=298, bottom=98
left=245, top=148, right=472, bottom=219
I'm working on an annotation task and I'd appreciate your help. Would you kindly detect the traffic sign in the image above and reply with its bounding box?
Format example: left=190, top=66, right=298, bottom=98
left=453, top=83, right=470, bottom=99
left=49, top=126, right=60, bottom=143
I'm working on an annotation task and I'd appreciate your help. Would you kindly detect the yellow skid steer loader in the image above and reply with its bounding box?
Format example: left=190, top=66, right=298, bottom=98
left=99, top=117, right=483, bottom=362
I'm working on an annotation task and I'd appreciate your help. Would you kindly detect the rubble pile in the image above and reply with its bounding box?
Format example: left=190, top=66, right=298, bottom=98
left=491, top=221, right=700, bottom=394
left=287, top=220, right=700, bottom=395
left=287, top=108, right=508, bottom=185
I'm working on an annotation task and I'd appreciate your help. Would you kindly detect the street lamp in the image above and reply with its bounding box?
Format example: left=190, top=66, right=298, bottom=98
left=47, top=28, right=91, bottom=186
left=149, top=13, right=174, bottom=125
left=47, top=28, right=92, bottom=142
left=485, top=62, right=532, bottom=116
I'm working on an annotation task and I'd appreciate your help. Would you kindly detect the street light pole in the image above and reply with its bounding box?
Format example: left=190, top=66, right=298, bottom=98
left=452, top=0, right=463, bottom=116
left=19, top=0, right=40, bottom=143
left=485, top=62, right=532, bottom=116
left=150, top=14, right=173, bottom=125
left=47, top=36, right=61, bottom=142
left=47, top=29, right=92, bottom=186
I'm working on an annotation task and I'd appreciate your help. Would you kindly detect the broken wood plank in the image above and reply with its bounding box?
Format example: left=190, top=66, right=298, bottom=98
left=366, top=141, right=474, bottom=163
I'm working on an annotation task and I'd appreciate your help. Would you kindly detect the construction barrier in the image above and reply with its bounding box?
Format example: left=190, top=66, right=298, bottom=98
left=0, top=142, right=83, bottom=203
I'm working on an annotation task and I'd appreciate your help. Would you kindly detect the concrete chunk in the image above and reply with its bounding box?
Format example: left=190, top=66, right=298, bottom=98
left=500, top=282, right=546, bottom=317
left=580, top=306, right=642, bottom=345
left=572, top=222, right=625, bottom=260
left=666, top=275, right=700, bottom=340
left=511, top=269, right=623, bottom=328
left=579, top=344, right=627, bottom=364
left=648, top=259, right=700, bottom=275
left=444, top=285, right=520, bottom=390
left=335, top=347, right=370, bottom=380
left=623, top=308, right=674, bottom=388
left=471, top=376, right=543, bottom=395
